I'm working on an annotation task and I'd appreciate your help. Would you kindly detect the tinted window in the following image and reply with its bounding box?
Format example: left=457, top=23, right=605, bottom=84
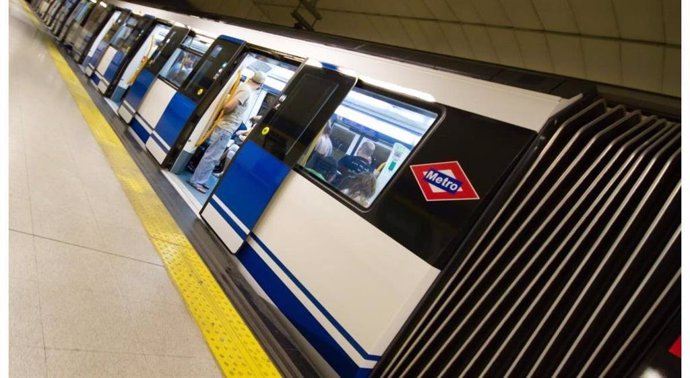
left=181, top=40, right=241, bottom=101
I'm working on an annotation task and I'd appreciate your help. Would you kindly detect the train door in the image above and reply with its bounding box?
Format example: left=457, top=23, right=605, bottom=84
left=50, top=0, right=77, bottom=35
left=200, top=61, right=356, bottom=252
left=80, top=10, right=128, bottom=76
left=165, top=48, right=301, bottom=208
left=42, top=0, right=61, bottom=24
left=117, top=26, right=190, bottom=123
left=143, top=36, right=245, bottom=166
left=67, top=2, right=115, bottom=64
left=91, top=17, right=168, bottom=99
left=56, top=0, right=91, bottom=41
left=126, top=32, right=214, bottom=146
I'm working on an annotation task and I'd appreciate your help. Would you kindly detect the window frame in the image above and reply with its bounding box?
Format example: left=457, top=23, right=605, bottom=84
left=156, top=38, right=207, bottom=90
left=295, top=80, right=446, bottom=212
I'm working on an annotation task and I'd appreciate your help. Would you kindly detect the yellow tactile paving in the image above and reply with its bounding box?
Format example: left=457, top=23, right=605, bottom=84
left=20, top=4, right=281, bottom=377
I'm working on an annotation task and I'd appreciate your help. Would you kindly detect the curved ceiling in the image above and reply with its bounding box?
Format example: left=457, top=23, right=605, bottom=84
left=134, top=0, right=681, bottom=97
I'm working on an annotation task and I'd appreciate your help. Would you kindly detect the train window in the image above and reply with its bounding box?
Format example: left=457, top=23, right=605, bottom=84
left=300, top=87, right=437, bottom=208
left=80, top=5, right=108, bottom=33
left=97, top=11, right=124, bottom=44
left=158, top=35, right=211, bottom=88
left=111, top=16, right=159, bottom=55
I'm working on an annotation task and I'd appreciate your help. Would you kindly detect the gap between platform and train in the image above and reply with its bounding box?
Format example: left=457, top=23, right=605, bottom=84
left=20, top=3, right=280, bottom=377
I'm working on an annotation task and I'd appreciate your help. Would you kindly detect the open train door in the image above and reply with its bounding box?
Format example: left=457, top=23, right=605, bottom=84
left=201, top=61, right=357, bottom=252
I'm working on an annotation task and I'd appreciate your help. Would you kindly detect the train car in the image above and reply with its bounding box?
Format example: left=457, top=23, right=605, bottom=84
left=86, top=14, right=170, bottom=100
left=102, top=2, right=569, bottom=376
left=54, top=0, right=92, bottom=41
left=63, top=1, right=117, bottom=64
left=68, top=1, right=681, bottom=377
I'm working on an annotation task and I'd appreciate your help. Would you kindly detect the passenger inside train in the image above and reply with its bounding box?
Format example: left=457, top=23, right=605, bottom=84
left=170, top=50, right=299, bottom=205
left=300, top=87, right=437, bottom=208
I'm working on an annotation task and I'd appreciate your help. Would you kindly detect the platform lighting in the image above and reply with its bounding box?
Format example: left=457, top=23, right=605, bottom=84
left=360, top=76, right=436, bottom=103
left=98, top=1, right=107, bottom=7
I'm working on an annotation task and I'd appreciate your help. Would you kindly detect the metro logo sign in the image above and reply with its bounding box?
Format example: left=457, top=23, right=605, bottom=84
left=410, top=161, right=479, bottom=201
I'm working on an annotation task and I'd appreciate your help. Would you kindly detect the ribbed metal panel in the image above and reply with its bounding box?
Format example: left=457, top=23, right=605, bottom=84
left=374, top=98, right=680, bottom=377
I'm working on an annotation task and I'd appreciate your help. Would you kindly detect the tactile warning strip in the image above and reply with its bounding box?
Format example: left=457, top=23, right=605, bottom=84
left=21, top=4, right=280, bottom=376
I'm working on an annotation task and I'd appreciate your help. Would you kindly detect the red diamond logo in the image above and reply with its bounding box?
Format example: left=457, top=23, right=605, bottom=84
left=410, top=161, right=479, bottom=202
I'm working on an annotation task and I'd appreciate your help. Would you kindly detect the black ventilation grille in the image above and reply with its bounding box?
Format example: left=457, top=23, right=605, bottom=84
left=374, top=98, right=680, bottom=377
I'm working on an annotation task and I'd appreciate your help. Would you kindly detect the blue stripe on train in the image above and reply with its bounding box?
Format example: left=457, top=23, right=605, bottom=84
left=251, top=235, right=379, bottom=361
left=130, top=116, right=150, bottom=144
left=211, top=140, right=290, bottom=230
left=237, top=239, right=375, bottom=377
left=122, top=68, right=155, bottom=110
left=152, top=92, right=196, bottom=148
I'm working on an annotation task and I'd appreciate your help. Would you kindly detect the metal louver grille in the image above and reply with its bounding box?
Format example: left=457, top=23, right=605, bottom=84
left=375, top=98, right=680, bottom=377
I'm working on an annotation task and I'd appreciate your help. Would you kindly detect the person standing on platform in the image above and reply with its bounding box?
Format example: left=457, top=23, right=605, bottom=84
left=188, top=71, right=266, bottom=193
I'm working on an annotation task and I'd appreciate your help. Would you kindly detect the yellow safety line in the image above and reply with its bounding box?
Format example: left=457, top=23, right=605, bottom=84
left=20, top=4, right=280, bottom=377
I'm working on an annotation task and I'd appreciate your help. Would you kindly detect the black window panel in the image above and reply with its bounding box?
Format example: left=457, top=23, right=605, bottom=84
left=100, top=11, right=128, bottom=46
left=110, top=15, right=149, bottom=54
left=180, top=39, right=243, bottom=102
left=145, top=27, right=189, bottom=73
left=248, top=65, right=357, bottom=165
left=260, top=74, right=336, bottom=159
left=81, top=5, right=110, bottom=34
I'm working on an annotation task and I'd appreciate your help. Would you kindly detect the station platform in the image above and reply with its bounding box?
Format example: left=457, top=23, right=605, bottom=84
left=8, top=1, right=283, bottom=376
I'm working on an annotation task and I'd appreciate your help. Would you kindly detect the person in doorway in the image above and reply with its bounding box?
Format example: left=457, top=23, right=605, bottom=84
left=188, top=71, right=266, bottom=193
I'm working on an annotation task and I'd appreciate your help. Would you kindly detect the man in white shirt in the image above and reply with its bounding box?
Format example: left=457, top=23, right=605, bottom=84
left=188, top=71, right=266, bottom=193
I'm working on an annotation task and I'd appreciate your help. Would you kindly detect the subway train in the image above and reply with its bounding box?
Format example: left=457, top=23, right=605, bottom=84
left=29, top=0, right=681, bottom=376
